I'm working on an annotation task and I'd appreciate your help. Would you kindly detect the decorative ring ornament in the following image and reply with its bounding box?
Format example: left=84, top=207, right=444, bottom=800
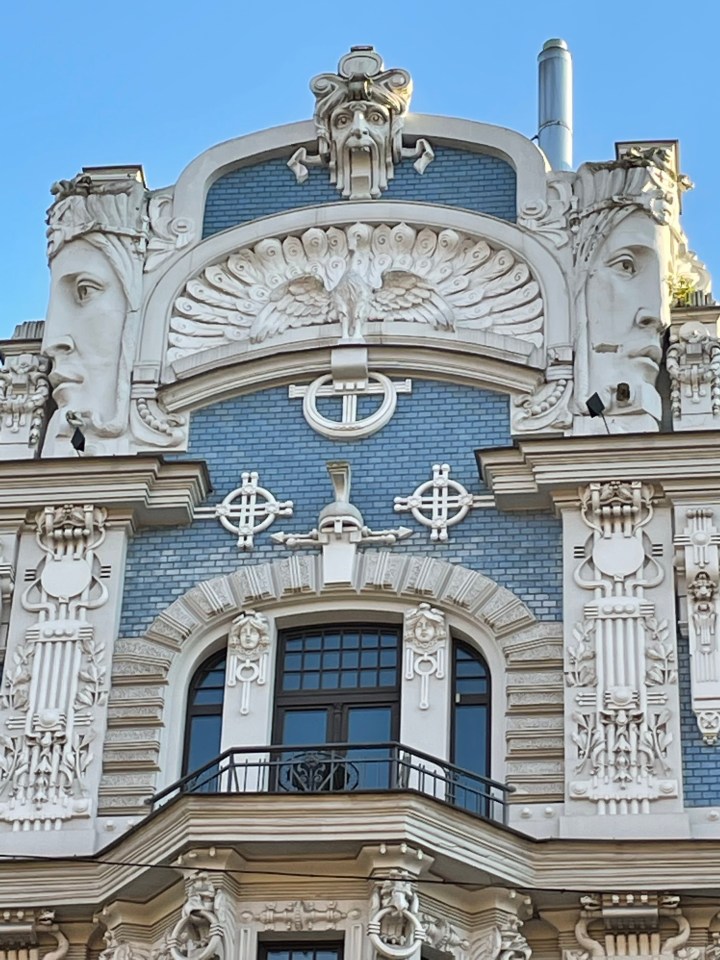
left=302, top=372, right=399, bottom=440
left=168, top=911, right=223, bottom=960
left=368, top=907, right=426, bottom=960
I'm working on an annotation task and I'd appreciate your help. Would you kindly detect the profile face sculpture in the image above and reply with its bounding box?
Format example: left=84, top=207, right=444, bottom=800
left=583, top=210, right=671, bottom=422
left=573, top=148, right=682, bottom=430
left=43, top=172, right=146, bottom=454
left=45, top=239, right=129, bottom=439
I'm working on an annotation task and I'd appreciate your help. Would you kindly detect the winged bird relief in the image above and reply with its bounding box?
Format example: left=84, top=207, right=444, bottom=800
left=167, top=223, right=545, bottom=362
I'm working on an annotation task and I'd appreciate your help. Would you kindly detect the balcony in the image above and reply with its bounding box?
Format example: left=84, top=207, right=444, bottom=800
left=149, top=742, right=513, bottom=825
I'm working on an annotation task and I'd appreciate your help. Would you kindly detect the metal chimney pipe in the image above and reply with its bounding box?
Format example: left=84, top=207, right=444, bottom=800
left=538, top=38, right=573, bottom=171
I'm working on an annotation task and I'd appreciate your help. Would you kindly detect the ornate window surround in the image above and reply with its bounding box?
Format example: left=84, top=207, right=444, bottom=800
left=134, top=554, right=540, bottom=797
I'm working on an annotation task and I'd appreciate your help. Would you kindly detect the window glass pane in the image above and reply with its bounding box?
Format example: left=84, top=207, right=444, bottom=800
left=454, top=705, right=488, bottom=770
left=280, top=709, right=328, bottom=745
left=278, top=626, right=398, bottom=692
left=185, top=714, right=222, bottom=775
left=347, top=707, right=392, bottom=743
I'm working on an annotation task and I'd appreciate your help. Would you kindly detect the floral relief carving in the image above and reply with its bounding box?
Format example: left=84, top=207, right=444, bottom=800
left=568, top=482, right=679, bottom=813
left=0, top=504, right=109, bottom=830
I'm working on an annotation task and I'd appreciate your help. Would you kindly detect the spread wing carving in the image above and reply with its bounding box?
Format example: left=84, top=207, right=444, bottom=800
left=167, top=223, right=544, bottom=363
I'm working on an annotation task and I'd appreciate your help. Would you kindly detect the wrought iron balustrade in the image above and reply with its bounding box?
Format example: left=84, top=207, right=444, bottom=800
left=149, top=742, right=512, bottom=825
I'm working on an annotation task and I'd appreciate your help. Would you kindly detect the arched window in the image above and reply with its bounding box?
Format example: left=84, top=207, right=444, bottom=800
left=182, top=650, right=227, bottom=776
left=451, top=640, right=491, bottom=812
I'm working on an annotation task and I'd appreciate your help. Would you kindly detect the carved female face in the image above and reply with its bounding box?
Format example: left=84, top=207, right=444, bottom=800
left=44, top=238, right=127, bottom=435
left=584, top=211, right=672, bottom=423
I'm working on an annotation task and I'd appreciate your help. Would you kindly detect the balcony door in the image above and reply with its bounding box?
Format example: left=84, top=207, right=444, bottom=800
left=273, top=625, right=400, bottom=790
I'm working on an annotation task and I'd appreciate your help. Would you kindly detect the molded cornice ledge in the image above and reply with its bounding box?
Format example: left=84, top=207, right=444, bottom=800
left=478, top=433, right=720, bottom=511
left=0, top=456, right=210, bottom=527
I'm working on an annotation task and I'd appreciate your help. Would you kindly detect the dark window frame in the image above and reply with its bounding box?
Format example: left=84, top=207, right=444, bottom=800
left=450, top=638, right=491, bottom=778
left=182, top=648, right=227, bottom=776
left=273, top=624, right=402, bottom=745
left=258, top=942, right=344, bottom=960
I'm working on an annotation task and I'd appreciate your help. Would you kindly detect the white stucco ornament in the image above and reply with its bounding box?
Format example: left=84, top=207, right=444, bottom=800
left=368, top=871, right=426, bottom=960
left=167, top=874, right=225, bottom=960
left=674, top=506, right=720, bottom=743
left=394, top=464, right=490, bottom=542
left=567, top=482, right=679, bottom=814
left=666, top=320, right=720, bottom=430
left=0, top=504, right=109, bottom=831
left=289, top=346, right=411, bottom=439
left=226, top=609, right=271, bottom=716
left=272, top=461, right=413, bottom=585
left=0, top=353, right=51, bottom=457
left=403, top=603, right=448, bottom=710
left=289, top=46, right=433, bottom=200
left=204, top=471, right=294, bottom=550
left=167, top=223, right=545, bottom=360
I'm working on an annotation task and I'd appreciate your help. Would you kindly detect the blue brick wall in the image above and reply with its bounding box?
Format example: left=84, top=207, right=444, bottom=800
left=202, top=146, right=517, bottom=238
left=679, top=638, right=720, bottom=806
left=119, top=381, right=561, bottom=637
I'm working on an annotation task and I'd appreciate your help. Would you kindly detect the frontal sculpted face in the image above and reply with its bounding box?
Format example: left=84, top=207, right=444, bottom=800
left=45, top=238, right=129, bottom=438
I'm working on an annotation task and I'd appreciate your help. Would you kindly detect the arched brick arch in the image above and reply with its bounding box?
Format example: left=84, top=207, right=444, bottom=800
left=101, top=553, right=563, bottom=819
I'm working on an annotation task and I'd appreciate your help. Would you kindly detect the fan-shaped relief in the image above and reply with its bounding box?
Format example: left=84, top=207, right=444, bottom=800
left=166, top=223, right=545, bottom=362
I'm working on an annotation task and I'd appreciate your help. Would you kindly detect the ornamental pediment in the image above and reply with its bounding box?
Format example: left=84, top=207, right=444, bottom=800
left=167, top=222, right=545, bottom=364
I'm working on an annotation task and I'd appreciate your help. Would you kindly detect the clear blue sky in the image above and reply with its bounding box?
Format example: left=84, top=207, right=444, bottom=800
left=1, top=1, right=718, bottom=339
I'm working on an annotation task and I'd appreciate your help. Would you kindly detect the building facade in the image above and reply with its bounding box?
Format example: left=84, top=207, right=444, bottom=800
left=1, top=37, right=720, bottom=960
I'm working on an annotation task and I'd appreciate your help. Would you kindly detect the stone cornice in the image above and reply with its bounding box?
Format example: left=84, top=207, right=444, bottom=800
left=478, top=433, right=720, bottom=510
left=0, top=456, right=210, bottom=527
left=161, top=343, right=542, bottom=413
left=2, top=794, right=720, bottom=906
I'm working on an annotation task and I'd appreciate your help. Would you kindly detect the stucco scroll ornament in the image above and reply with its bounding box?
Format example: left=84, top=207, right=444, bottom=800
left=226, top=609, right=271, bottom=716
left=666, top=320, right=720, bottom=428
left=0, top=353, right=51, bottom=451
left=570, top=148, right=696, bottom=433
left=98, top=929, right=150, bottom=960
left=289, top=46, right=433, bottom=201
left=403, top=603, right=448, bottom=710
left=167, top=874, right=225, bottom=960
left=44, top=170, right=148, bottom=455
left=0, top=504, right=108, bottom=830
left=145, top=194, right=195, bottom=272
left=0, top=910, right=69, bottom=960
left=167, top=223, right=545, bottom=361
left=423, top=916, right=469, bottom=957
left=569, top=482, right=678, bottom=814
left=368, top=872, right=426, bottom=960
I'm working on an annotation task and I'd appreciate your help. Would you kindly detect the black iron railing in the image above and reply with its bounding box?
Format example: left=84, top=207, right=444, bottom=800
left=149, top=742, right=513, bottom=825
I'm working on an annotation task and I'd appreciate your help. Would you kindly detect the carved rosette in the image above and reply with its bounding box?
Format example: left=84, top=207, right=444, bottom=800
left=674, top=505, right=720, bottom=743
left=226, top=610, right=271, bottom=716
left=403, top=603, right=448, bottom=710
left=0, top=353, right=51, bottom=455
left=368, top=872, right=426, bottom=960
left=167, top=223, right=544, bottom=362
left=566, top=482, right=679, bottom=813
left=0, top=505, right=109, bottom=830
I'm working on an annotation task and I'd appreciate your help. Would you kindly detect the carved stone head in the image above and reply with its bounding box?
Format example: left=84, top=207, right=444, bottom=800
left=43, top=170, right=147, bottom=454
left=572, top=148, right=686, bottom=430
left=310, top=46, right=413, bottom=199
